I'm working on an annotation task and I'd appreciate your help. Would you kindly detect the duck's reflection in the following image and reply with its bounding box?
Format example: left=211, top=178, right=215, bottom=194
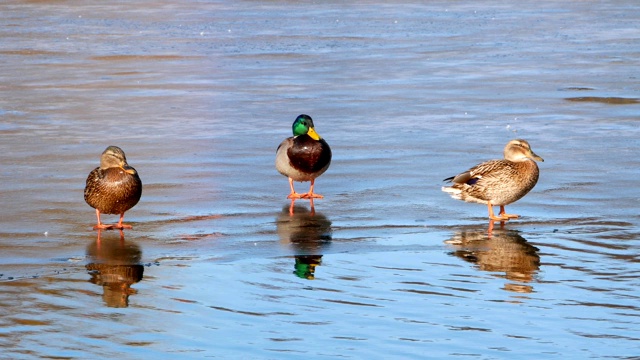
left=446, top=223, right=540, bottom=293
left=277, top=200, right=332, bottom=280
left=287, top=197, right=317, bottom=216
left=293, top=255, right=324, bottom=280
left=85, top=230, right=144, bottom=307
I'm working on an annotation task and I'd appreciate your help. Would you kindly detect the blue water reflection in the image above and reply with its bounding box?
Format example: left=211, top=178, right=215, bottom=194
left=0, top=0, right=639, bottom=358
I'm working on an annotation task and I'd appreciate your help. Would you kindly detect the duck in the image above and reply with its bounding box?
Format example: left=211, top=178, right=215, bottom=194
left=84, top=146, right=142, bottom=230
left=442, top=139, right=543, bottom=221
left=276, top=114, right=332, bottom=199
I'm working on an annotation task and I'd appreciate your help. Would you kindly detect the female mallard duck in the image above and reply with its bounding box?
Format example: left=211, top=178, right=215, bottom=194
left=276, top=114, right=332, bottom=199
left=84, top=146, right=142, bottom=230
left=442, top=139, right=543, bottom=221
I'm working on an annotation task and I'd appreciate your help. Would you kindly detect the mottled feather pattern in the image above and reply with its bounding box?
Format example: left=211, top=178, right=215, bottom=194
left=467, top=160, right=516, bottom=182
left=446, top=159, right=539, bottom=206
left=84, top=167, right=142, bottom=215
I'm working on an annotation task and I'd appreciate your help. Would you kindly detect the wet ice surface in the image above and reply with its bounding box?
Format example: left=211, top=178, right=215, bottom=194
left=1, top=0, right=640, bottom=358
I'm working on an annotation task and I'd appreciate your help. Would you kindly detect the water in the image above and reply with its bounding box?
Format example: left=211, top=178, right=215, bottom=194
left=1, top=0, right=639, bottom=358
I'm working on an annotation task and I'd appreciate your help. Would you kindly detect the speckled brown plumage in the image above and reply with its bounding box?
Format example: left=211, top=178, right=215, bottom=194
left=442, top=139, right=543, bottom=221
left=84, top=146, right=142, bottom=229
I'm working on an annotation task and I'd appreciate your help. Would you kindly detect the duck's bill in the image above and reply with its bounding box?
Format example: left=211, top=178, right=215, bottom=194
left=122, top=165, right=137, bottom=175
left=530, top=152, right=544, bottom=162
left=307, top=127, right=321, bottom=140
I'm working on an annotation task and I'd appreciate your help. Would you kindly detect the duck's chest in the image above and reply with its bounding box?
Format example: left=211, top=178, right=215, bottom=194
left=288, top=137, right=331, bottom=173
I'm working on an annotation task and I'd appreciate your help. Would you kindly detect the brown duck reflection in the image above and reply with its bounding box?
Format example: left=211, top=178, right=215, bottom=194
left=85, top=230, right=144, bottom=307
left=446, top=224, right=540, bottom=293
left=276, top=200, right=332, bottom=280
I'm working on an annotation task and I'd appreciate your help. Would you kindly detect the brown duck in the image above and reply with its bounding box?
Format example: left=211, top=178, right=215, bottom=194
left=442, top=139, right=543, bottom=221
left=84, top=146, right=142, bottom=229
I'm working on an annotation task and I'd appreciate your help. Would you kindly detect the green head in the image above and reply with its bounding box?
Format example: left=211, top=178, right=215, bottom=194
left=292, top=114, right=321, bottom=140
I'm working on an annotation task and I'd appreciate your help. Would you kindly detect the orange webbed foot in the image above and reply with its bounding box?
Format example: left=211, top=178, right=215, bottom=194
left=93, top=223, right=114, bottom=230
left=300, top=192, right=324, bottom=199
left=488, top=204, right=513, bottom=222
left=287, top=192, right=305, bottom=199
left=498, top=206, right=519, bottom=220
left=489, top=215, right=509, bottom=221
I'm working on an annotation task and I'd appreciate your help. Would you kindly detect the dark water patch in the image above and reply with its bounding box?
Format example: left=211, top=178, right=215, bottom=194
left=372, top=265, right=423, bottom=272
left=570, top=331, right=640, bottom=341
left=447, top=325, right=492, bottom=332
left=567, top=301, right=639, bottom=311
left=292, top=321, right=332, bottom=325
left=209, top=305, right=296, bottom=317
left=397, top=288, right=461, bottom=297
left=321, top=299, right=381, bottom=307
left=558, top=87, right=595, bottom=91
left=565, top=96, right=640, bottom=105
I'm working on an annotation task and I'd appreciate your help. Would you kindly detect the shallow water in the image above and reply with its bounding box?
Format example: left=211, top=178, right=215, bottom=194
left=1, top=0, right=640, bottom=358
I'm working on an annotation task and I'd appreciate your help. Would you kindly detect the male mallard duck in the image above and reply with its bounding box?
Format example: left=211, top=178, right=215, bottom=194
left=84, top=146, right=142, bottom=230
left=276, top=114, right=332, bottom=199
left=442, top=139, right=543, bottom=221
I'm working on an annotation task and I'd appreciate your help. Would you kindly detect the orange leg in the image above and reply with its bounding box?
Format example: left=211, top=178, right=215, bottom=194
left=487, top=219, right=495, bottom=235
left=499, top=205, right=519, bottom=220
left=309, top=197, right=316, bottom=216
left=93, top=209, right=114, bottom=230
left=487, top=202, right=507, bottom=221
left=300, top=179, right=324, bottom=199
left=286, top=178, right=304, bottom=199
left=486, top=219, right=505, bottom=236
left=289, top=198, right=315, bottom=216
left=114, top=213, right=133, bottom=229
left=289, top=199, right=296, bottom=215
left=96, top=229, right=103, bottom=248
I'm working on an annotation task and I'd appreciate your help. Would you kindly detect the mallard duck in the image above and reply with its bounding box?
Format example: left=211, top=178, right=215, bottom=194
left=442, top=139, right=543, bottom=221
left=276, top=114, right=332, bottom=199
left=84, top=146, right=142, bottom=230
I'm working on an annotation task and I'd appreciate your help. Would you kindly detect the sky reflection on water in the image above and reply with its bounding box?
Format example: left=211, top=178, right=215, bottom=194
left=1, top=0, right=639, bottom=358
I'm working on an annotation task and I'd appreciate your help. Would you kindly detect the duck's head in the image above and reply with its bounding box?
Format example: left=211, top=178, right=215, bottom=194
left=504, top=139, right=544, bottom=162
left=292, top=114, right=322, bottom=140
left=100, top=146, right=137, bottom=174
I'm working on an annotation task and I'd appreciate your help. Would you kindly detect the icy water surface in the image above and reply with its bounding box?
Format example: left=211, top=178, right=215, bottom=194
left=1, top=0, right=639, bottom=358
